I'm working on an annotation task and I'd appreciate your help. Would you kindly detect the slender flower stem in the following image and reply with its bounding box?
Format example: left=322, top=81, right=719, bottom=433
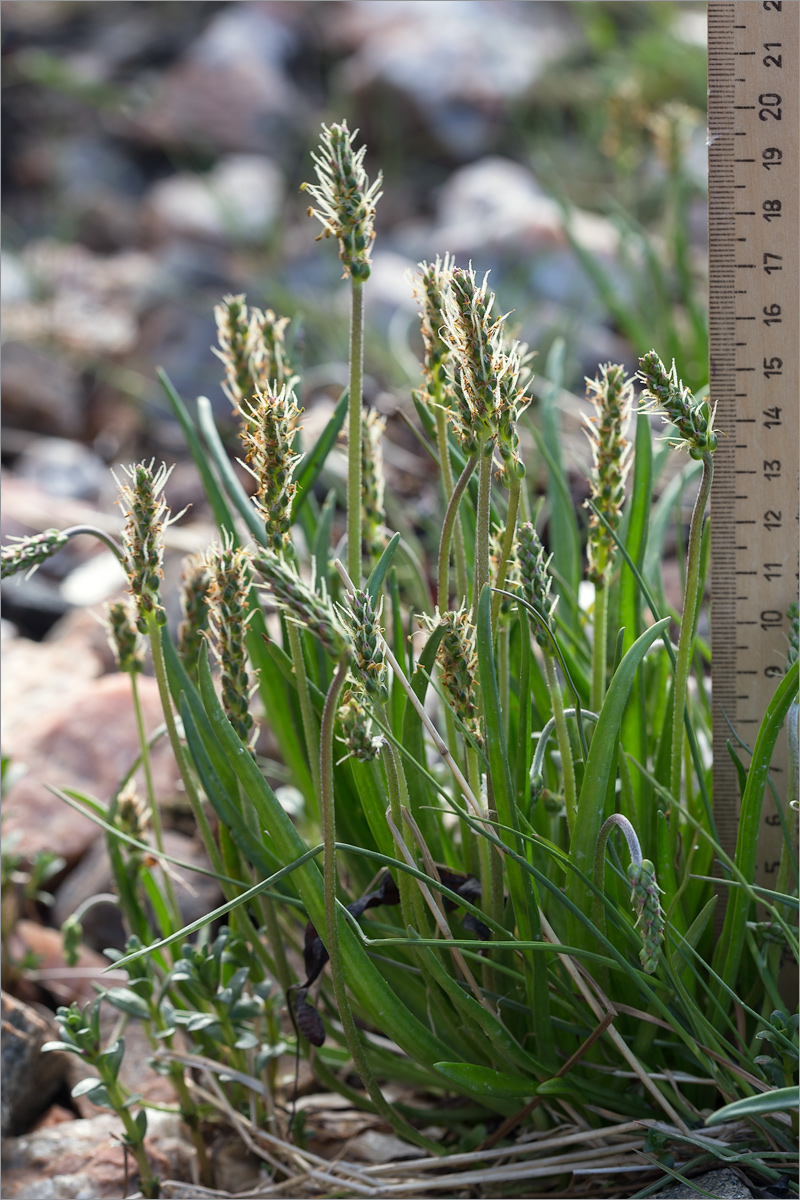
left=438, top=453, right=478, bottom=611
left=286, top=622, right=321, bottom=805
left=543, top=651, right=577, bottom=834
left=591, top=583, right=609, bottom=713
left=375, top=702, right=420, bottom=933
left=669, top=454, right=713, bottom=830
left=473, top=448, right=493, bottom=622
left=130, top=672, right=181, bottom=933
left=348, top=279, right=365, bottom=584
left=320, top=658, right=352, bottom=1026
left=434, top=404, right=468, bottom=605
left=61, top=525, right=125, bottom=562
left=490, top=474, right=521, bottom=629
left=145, top=614, right=225, bottom=882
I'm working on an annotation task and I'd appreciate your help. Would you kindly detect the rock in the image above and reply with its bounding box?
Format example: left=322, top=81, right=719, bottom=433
left=0, top=635, right=103, bottom=746
left=401, top=156, right=617, bottom=264
left=656, top=1168, right=753, bottom=1199
left=143, top=154, right=284, bottom=245
left=338, top=1, right=574, bottom=159
left=131, top=4, right=306, bottom=157
left=1, top=1110, right=196, bottom=1199
left=9, top=921, right=117, bottom=1008
left=0, top=342, right=84, bottom=438
left=2, top=253, right=32, bottom=305
left=2, top=673, right=183, bottom=864
left=1, top=992, right=72, bottom=1136
left=53, top=830, right=224, bottom=954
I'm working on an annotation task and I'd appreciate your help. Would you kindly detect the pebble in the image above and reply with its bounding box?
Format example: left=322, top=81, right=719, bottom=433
left=656, top=1167, right=753, bottom=1199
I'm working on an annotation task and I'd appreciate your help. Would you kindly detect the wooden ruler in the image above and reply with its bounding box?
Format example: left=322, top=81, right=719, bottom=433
left=708, top=2, right=799, bottom=891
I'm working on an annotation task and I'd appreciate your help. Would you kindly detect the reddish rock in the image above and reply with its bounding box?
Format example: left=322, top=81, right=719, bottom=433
left=1, top=1111, right=196, bottom=1199
left=3, top=674, right=183, bottom=865
left=10, top=921, right=115, bottom=1008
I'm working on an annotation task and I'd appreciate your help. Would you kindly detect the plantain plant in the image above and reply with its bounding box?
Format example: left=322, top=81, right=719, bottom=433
left=4, top=121, right=798, bottom=1194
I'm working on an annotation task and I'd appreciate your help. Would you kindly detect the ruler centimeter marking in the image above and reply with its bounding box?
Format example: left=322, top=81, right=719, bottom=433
left=708, top=2, right=799, bottom=891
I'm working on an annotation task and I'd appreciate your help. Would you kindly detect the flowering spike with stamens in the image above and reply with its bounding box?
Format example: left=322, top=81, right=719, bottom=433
left=441, top=266, right=500, bottom=454
left=1, top=529, right=69, bottom=580
left=177, top=553, right=213, bottom=682
left=206, top=541, right=255, bottom=748
left=361, top=407, right=387, bottom=565
left=249, top=307, right=299, bottom=395
left=516, top=522, right=557, bottom=647
left=254, top=550, right=348, bottom=659
left=627, top=858, right=665, bottom=974
left=105, top=598, right=145, bottom=676
left=213, top=293, right=258, bottom=424
left=412, top=254, right=455, bottom=394
left=421, top=606, right=480, bottom=740
left=341, top=589, right=388, bottom=700
left=116, top=778, right=150, bottom=846
left=115, top=461, right=173, bottom=632
left=240, top=385, right=303, bottom=550
left=637, top=351, right=718, bottom=459
left=301, top=122, right=383, bottom=281
left=440, top=267, right=531, bottom=475
left=337, top=685, right=386, bottom=762
left=584, top=364, right=634, bottom=587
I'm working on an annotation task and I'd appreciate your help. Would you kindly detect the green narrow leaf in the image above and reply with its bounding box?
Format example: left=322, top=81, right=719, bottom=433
left=400, top=624, right=446, bottom=862
left=292, top=387, right=349, bottom=518
left=705, top=1086, right=799, bottom=1126
left=620, top=412, right=652, bottom=837
left=566, top=616, right=670, bottom=952
left=97, top=1037, right=125, bottom=1081
left=102, top=989, right=151, bottom=1020
left=433, top=1062, right=537, bottom=1099
left=476, top=585, right=552, bottom=1061
left=366, top=532, right=401, bottom=604
left=413, top=937, right=546, bottom=1078
left=156, top=369, right=236, bottom=538
left=712, top=661, right=799, bottom=1003
left=312, top=489, right=337, bottom=590
left=194, top=643, right=460, bottom=1070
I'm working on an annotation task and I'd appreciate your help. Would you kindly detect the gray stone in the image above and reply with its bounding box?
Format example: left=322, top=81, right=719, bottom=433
left=143, top=153, right=284, bottom=245
left=340, top=1, right=574, bottom=158
left=656, top=1167, right=753, bottom=1199
left=132, top=5, right=305, bottom=157
left=1, top=992, right=71, bottom=1136
left=15, top=438, right=108, bottom=503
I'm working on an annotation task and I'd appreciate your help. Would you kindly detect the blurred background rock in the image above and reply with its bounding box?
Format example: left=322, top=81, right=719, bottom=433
left=2, top=0, right=708, bottom=636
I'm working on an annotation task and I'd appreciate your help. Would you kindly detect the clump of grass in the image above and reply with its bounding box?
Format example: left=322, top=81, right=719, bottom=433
left=3, top=120, right=797, bottom=1196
